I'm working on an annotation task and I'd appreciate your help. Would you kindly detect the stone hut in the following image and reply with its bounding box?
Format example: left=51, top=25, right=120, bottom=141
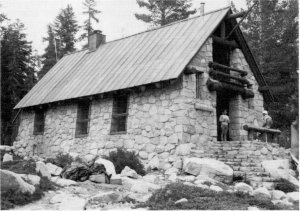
left=13, top=7, right=290, bottom=183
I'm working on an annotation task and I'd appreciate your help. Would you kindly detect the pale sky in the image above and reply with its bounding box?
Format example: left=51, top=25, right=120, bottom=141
left=1, top=0, right=246, bottom=55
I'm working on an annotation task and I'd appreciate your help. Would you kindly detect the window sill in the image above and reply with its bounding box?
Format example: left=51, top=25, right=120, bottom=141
left=194, top=102, right=214, bottom=112
left=110, top=131, right=127, bottom=135
left=33, top=132, right=44, bottom=135
left=75, top=134, right=89, bottom=138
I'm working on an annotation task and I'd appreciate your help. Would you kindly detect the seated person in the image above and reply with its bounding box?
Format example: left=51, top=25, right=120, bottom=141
left=262, top=110, right=272, bottom=129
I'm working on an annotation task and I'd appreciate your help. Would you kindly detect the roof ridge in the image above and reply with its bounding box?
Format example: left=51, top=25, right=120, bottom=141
left=62, top=6, right=230, bottom=57
left=64, top=48, right=88, bottom=57
left=101, top=6, right=231, bottom=46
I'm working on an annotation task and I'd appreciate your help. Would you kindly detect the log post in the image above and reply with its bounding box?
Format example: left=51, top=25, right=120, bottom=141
left=263, top=132, right=268, bottom=143
left=248, top=130, right=254, bottom=141
left=212, top=35, right=239, bottom=49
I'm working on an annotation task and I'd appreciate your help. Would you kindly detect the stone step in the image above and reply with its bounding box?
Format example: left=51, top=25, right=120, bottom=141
left=261, top=177, right=277, bottom=182
left=246, top=171, right=270, bottom=177
left=249, top=181, right=275, bottom=190
left=212, top=141, right=243, bottom=144
left=233, top=171, right=246, bottom=176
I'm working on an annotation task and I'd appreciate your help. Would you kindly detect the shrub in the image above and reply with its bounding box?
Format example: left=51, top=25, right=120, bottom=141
left=232, top=175, right=244, bottom=182
left=136, top=183, right=284, bottom=210
left=274, top=178, right=299, bottom=193
left=0, top=159, right=37, bottom=175
left=74, top=156, right=85, bottom=164
left=104, top=148, right=146, bottom=176
left=38, top=174, right=61, bottom=191
left=202, top=181, right=213, bottom=186
left=1, top=174, right=59, bottom=209
left=1, top=189, right=44, bottom=210
left=44, top=152, right=74, bottom=168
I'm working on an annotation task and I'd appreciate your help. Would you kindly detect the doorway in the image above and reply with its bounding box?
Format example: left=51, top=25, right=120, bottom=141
left=216, top=91, right=233, bottom=141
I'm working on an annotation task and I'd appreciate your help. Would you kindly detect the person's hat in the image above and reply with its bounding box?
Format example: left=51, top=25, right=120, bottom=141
left=262, top=110, right=268, bottom=115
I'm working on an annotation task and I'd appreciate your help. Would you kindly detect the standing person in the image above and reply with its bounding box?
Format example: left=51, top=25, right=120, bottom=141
left=219, top=110, right=230, bottom=141
left=262, top=110, right=272, bottom=129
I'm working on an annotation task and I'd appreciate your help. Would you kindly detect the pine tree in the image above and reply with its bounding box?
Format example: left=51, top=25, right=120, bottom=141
left=39, top=5, right=79, bottom=79
left=1, top=20, right=38, bottom=145
left=54, top=4, right=79, bottom=57
left=134, top=0, right=196, bottom=26
left=38, top=25, right=57, bottom=79
left=0, top=4, right=7, bottom=23
left=81, top=0, right=101, bottom=42
left=240, top=0, right=298, bottom=129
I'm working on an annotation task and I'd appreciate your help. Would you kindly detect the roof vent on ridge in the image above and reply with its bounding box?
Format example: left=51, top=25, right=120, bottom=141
left=200, top=2, right=205, bottom=16
left=88, top=30, right=106, bottom=51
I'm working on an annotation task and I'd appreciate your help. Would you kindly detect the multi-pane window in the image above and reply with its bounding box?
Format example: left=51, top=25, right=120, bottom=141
left=33, top=109, right=45, bottom=135
left=111, top=94, right=128, bottom=133
left=196, top=73, right=202, bottom=99
left=75, top=101, right=90, bottom=137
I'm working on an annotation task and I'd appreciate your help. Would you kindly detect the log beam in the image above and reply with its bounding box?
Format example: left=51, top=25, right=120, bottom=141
left=243, top=125, right=281, bottom=134
left=208, top=61, right=248, bottom=76
left=212, top=35, right=239, bottom=49
left=185, top=65, right=204, bottom=75
left=258, top=86, right=269, bottom=92
left=209, top=69, right=251, bottom=87
left=243, top=124, right=281, bottom=142
left=170, top=79, right=177, bottom=85
left=226, top=11, right=247, bottom=20
left=221, top=21, right=226, bottom=38
left=207, top=78, right=254, bottom=99
left=140, top=86, right=146, bottom=92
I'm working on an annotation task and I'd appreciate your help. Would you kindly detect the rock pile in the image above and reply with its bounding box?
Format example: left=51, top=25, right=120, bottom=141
left=1, top=169, right=36, bottom=194
left=1, top=152, right=299, bottom=210
left=0, top=145, right=14, bottom=162
left=183, top=157, right=234, bottom=184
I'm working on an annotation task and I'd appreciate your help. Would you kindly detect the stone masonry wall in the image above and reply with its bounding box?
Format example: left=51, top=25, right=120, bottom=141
left=229, top=49, right=265, bottom=140
left=185, top=37, right=218, bottom=146
left=15, top=77, right=204, bottom=170
left=14, top=38, right=214, bottom=170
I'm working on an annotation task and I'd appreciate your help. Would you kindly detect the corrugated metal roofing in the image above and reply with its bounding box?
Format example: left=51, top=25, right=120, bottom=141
left=15, top=7, right=230, bottom=109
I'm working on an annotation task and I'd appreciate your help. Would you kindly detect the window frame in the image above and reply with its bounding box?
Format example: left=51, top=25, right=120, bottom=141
left=196, top=73, right=203, bottom=99
left=75, top=100, right=91, bottom=137
left=110, top=93, right=129, bottom=134
left=33, top=109, right=45, bottom=135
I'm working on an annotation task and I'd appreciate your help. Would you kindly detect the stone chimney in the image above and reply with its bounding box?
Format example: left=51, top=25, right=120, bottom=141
left=88, top=30, right=106, bottom=51
left=200, top=2, right=205, bottom=16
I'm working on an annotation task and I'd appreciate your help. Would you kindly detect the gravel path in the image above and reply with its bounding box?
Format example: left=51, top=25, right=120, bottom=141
left=13, top=180, right=147, bottom=210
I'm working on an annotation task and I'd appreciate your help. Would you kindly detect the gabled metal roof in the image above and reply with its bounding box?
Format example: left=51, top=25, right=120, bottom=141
left=16, top=7, right=231, bottom=109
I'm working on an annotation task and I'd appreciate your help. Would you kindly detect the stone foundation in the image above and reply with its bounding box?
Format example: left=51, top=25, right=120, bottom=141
left=190, top=139, right=290, bottom=189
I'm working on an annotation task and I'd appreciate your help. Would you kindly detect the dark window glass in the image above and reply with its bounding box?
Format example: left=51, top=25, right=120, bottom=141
left=196, top=73, right=202, bottom=99
left=76, top=101, right=90, bottom=136
left=111, top=94, right=128, bottom=133
left=34, top=109, right=45, bottom=135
